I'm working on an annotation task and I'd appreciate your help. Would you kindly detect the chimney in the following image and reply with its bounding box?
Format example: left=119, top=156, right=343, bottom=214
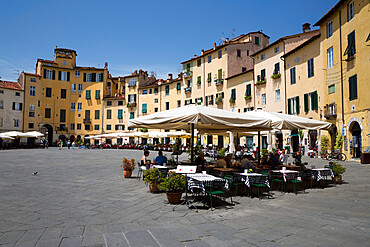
left=104, top=62, right=108, bottom=69
left=226, top=38, right=229, bottom=43
left=201, top=49, right=204, bottom=55
left=302, top=23, right=311, bottom=33
left=168, top=74, right=173, bottom=80
left=213, top=42, right=216, bottom=50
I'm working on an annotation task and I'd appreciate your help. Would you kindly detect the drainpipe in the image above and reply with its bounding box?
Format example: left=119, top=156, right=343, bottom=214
left=338, top=10, right=345, bottom=126
left=282, top=40, right=287, bottom=114
left=252, top=57, right=256, bottom=108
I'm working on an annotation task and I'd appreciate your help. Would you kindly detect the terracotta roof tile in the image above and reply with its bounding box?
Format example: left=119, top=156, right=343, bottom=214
left=0, top=81, right=23, bottom=91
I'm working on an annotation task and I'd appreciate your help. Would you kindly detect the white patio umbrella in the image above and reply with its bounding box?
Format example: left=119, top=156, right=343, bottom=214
left=23, top=131, right=44, bottom=138
left=165, top=131, right=192, bottom=138
left=229, top=131, right=236, bottom=153
left=1, top=131, right=27, bottom=137
left=148, top=131, right=168, bottom=138
left=0, top=133, right=14, bottom=140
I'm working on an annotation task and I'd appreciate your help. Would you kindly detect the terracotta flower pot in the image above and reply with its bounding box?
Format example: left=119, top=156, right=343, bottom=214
left=334, top=175, right=342, bottom=184
left=166, top=192, right=183, bottom=204
left=149, top=183, right=159, bottom=193
left=123, top=170, right=132, bottom=178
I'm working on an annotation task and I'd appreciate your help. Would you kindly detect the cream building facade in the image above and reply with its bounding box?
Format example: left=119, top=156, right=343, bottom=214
left=0, top=81, right=24, bottom=132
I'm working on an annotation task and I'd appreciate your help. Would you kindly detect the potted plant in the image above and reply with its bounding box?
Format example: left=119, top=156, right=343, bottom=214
left=320, top=135, right=329, bottom=158
left=143, top=168, right=163, bottom=193
left=330, top=162, right=346, bottom=184
left=271, top=73, right=281, bottom=79
left=292, top=152, right=308, bottom=170
left=158, top=172, right=186, bottom=204
left=121, top=157, right=135, bottom=178
left=229, top=98, right=235, bottom=104
left=244, top=95, right=252, bottom=100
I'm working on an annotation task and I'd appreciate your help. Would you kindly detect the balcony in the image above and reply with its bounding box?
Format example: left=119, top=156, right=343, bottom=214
left=255, top=79, right=267, bottom=86
left=324, top=103, right=337, bottom=119
left=183, top=71, right=192, bottom=78
left=83, top=118, right=91, bottom=124
left=127, top=102, right=137, bottom=108
left=214, top=79, right=224, bottom=85
left=215, top=97, right=223, bottom=104
left=185, top=87, right=192, bottom=93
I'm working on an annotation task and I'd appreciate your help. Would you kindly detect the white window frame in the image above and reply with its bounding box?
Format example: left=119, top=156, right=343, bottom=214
left=154, top=98, right=158, bottom=103
left=347, top=1, right=354, bottom=21
left=71, top=103, right=76, bottom=111
left=63, top=60, right=67, bottom=65
left=29, top=104, right=35, bottom=111
left=78, top=84, right=83, bottom=92
left=61, top=71, right=68, bottom=81
left=75, top=71, right=80, bottom=77
left=262, top=94, right=266, bottom=105
left=14, top=119, right=19, bottom=127
left=128, top=78, right=137, bottom=86
left=128, top=94, right=135, bottom=103
left=276, top=90, right=280, bottom=102
left=77, top=103, right=82, bottom=111
left=72, top=83, right=76, bottom=92
left=86, top=73, right=92, bottom=82
left=261, top=54, right=265, bottom=60
left=326, top=20, right=333, bottom=38
left=77, top=124, right=82, bottom=130
left=46, top=70, right=53, bottom=79
left=291, top=98, right=298, bottom=115
left=274, top=47, right=279, bottom=53
left=30, top=86, right=36, bottom=96
left=327, top=47, right=334, bottom=68
left=96, top=73, right=102, bottom=82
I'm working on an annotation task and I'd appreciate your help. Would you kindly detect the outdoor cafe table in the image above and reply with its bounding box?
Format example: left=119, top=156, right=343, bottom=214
left=312, top=168, right=334, bottom=181
left=270, top=170, right=298, bottom=182
left=236, top=173, right=270, bottom=188
left=213, top=167, right=239, bottom=177
left=278, top=165, right=301, bottom=171
left=187, top=173, right=228, bottom=193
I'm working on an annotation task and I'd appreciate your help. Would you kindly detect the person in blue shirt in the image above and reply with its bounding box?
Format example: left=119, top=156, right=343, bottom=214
left=154, top=151, right=167, bottom=166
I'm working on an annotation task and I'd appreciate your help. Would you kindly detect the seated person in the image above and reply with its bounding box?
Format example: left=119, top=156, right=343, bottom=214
left=279, top=149, right=286, bottom=164
left=269, top=152, right=281, bottom=170
left=261, top=154, right=273, bottom=169
left=154, top=150, right=167, bottom=166
left=240, top=154, right=256, bottom=171
left=195, top=152, right=207, bottom=172
left=141, top=150, right=151, bottom=168
left=215, top=155, right=227, bottom=168
left=224, top=154, right=233, bottom=168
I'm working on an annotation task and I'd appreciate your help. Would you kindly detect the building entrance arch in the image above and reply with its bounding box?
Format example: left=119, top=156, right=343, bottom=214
left=40, top=124, right=53, bottom=146
left=349, top=120, right=362, bottom=158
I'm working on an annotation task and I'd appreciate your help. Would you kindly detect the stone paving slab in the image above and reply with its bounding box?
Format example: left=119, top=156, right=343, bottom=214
left=0, top=148, right=369, bottom=246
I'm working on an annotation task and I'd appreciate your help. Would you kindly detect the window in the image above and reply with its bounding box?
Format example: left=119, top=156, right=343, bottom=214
left=45, top=69, right=54, bottom=79
left=117, top=109, right=123, bottom=119
left=61, top=89, right=67, bottom=99
left=327, top=47, right=334, bottom=68
left=70, top=124, right=75, bottom=130
left=165, top=85, right=169, bottom=95
left=77, top=124, right=81, bottom=130
left=242, top=67, right=247, bottom=72
left=106, top=125, right=111, bottom=130
left=304, top=91, right=318, bottom=112
left=128, top=78, right=137, bottom=86
left=115, top=125, right=124, bottom=131
left=255, top=36, right=260, bottom=45
left=71, top=103, right=76, bottom=111
left=0, top=100, right=3, bottom=109
left=218, top=50, right=222, bottom=59
left=197, top=59, right=201, bottom=67
left=130, top=112, right=134, bottom=119
left=128, top=94, right=136, bottom=103
left=261, top=69, right=266, bottom=80
left=349, top=74, right=357, bottom=101
left=104, top=101, right=111, bottom=107
left=166, top=102, right=169, bottom=110
left=154, top=98, right=158, bottom=103
left=326, top=21, right=333, bottom=38
left=307, top=58, right=314, bottom=78
left=347, top=1, right=354, bottom=22
left=29, top=104, right=35, bottom=111
left=107, top=110, right=112, bottom=119
left=118, top=101, right=123, bottom=106
left=143, top=89, right=147, bottom=95
left=154, top=108, right=158, bottom=112
left=12, top=102, right=22, bottom=111
left=274, top=63, right=280, bottom=75
left=0, top=118, right=2, bottom=127
left=85, top=125, right=90, bottom=130
left=177, top=100, right=181, bottom=108
left=30, top=78, right=36, bottom=82
left=59, top=71, right=69, bottom=81
left=154, top=87, right=158, bottom=93
left=177, top=83, right=181, bottom=91
left=72, top=84, right=76, bottom=92
left=75, top=71, right=80, bottom=77
left=86, top=73, right=92, bottom=82
left=344, top=31, right=356, bottom=58
left=142, top=103, right=147, bottom=113
left=14, top=119, right=19, bottom=127
left=29, top=112, right=35, bottom=117
left=288, top=96, right=300, bottom=115
left=328, top=84, right=335, bottom=94
left=237, top=49, right=241, bottom=57
left=290, top=67, right=296, bottom=84
left=85, top=110, right=90, bottom=120
left=208, top=55, right=212, bottom=63
left=30, top=86, right=36, bottom=96
left=86, top=90, right=91, bottom=99
left=94, top=125, right=99, bottom=130
left=77, top=103, right=82, bottom=111
left=96, top=73, right=102, bottom=82
left=60, top=109, right=66, bottom=122
left=45, top=108, right=51, bottom=118
left=276, top=90, right=280, bottom=102
left=231, top=89, right=236, bottom=100
left=95, top=110, right=100, bottom=119
left=262, top=94, right=266, bottom=105
left=78, top=84, right=82, bottom=92
left=45, top=88, right=52, bottom=97
left=261, top=54, right=265, bottom=60
left=15, top=92, right=20, bottom=96
left=95, top=90, right=100, bottom=99
left=207, top=73, right=212, bottom=83
left=63, top=60, right=66, bottom=65
left=274, top=46, right=279, bottom=53
left=218, top=69, right=223, bottom=79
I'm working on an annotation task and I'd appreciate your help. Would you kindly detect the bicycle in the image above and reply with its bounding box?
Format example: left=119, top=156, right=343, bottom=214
left=326, top=151, right=347, bottom=161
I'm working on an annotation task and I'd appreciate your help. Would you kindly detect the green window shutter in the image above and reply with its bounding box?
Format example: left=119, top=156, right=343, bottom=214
left=95, top=90, right=100, bottom=99
left=189, top=78, right=193, bottom=87
left=142, top=104, right=147, bottom=113
left=257, top=75, right=261, bottom=82
left=261, top=69, right=265, bottom=80
left=349, top=75, right=357, bottom=100
left=67, top=72, right=70, bottom=81
left=211, top=95, right=214, bottom=105
left=205, top=96, right=208, bottom=106
left=274, top=63, right=280, bottom=74
left=207, top=73, right=211, bottom=82
left=288, top=98, right=292, bottom=114
left=218, top=69, right=222, bottom=79
left=304, top=93, right=309, bottom=112
left=86, top=90, right=91, bottom=99
left=197, top=59, right=201, bottom=67
left=314, top=91, right=318, bottom=110
left=197, top=76, right=201, bottom=84
left=83, top=73, right=86, bottom=82
left=246, top=84, right=251, bottom=96
left=177, top=83, right=181, bottom=90
left=296, top=96, right=300, bottom=114
left=92, top=73, right=96, bottom=82
left=118, top=109, right=123, bottom=119
left=58, top=71, right=61, bottom=80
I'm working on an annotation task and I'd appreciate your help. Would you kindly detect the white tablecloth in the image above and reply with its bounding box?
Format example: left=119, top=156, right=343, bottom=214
left=312, top=168, right=334, bottom=181
left=187, top=174, right=228, bottom=193
left=236, top=173, right=270, bottom=188
left=271, top=170, right=298, bottom=182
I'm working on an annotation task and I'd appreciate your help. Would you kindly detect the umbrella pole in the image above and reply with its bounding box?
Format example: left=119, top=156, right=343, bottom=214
left=191, top=123, right=194, bottom=165
left=258, top=131, right=261, bottom=165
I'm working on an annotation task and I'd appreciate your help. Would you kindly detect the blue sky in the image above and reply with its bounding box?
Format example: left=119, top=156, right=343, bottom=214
left=0, top=0, right=338, bottom=81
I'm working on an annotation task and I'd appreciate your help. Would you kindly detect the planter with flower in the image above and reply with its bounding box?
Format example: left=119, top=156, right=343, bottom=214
left=229, top=98, right=235, bottom=104
left=244, top=95, right=252, bottom=100
left=329, top=162, right=346, bottom=184
left=271, top=73, right=281, bottom=79
left=144, top=167, right=163, bottom=193
left=121, top=158, right=135, bottom=178
left=127, top=102, right=137, bottom=108
left=255, top=79, right=267, bottom=85
left=158, top=172, right=186, bottom=204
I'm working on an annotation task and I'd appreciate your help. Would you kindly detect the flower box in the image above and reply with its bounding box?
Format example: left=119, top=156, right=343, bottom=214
left=255, top=79, right=267, bottom=85
left=271, top=73, right=281, bottom=79
left=244, top=95, right=252, bottom=100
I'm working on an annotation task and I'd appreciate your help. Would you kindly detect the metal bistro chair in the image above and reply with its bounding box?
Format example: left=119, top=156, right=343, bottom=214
left=270, top=171, right=285, bottom=192
left=250, top=175, right=270, bottom=200
left=287, top=172, right=305, bottom=195
left=224, top=175, right=245, bottom=201
left=136, top=162, right=147, bottom=181
left=204, top=179, right=228, bottom=210
left=301, top=170, right=315, bottom=189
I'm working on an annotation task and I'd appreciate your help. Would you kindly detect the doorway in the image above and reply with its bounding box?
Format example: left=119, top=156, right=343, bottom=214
left=40, top=124, right=53, bottom=146
left=291, top=130, right=299, bottom=152
left=350, top=122, right=362, bottom=158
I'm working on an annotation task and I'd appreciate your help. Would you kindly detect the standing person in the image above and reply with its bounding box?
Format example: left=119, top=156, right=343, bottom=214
left=72, top=141, right=75, bottom=149
left=279, top=149, right=286, bottom=164
left=67, top=140, right=71, bottom=149
left=45, top=139, right=48, bottom=149
left=59, top=140, right=63, bottom=150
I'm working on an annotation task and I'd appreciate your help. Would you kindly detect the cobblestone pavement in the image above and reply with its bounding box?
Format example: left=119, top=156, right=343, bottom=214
left=0, top=148, right=369, bottom=247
